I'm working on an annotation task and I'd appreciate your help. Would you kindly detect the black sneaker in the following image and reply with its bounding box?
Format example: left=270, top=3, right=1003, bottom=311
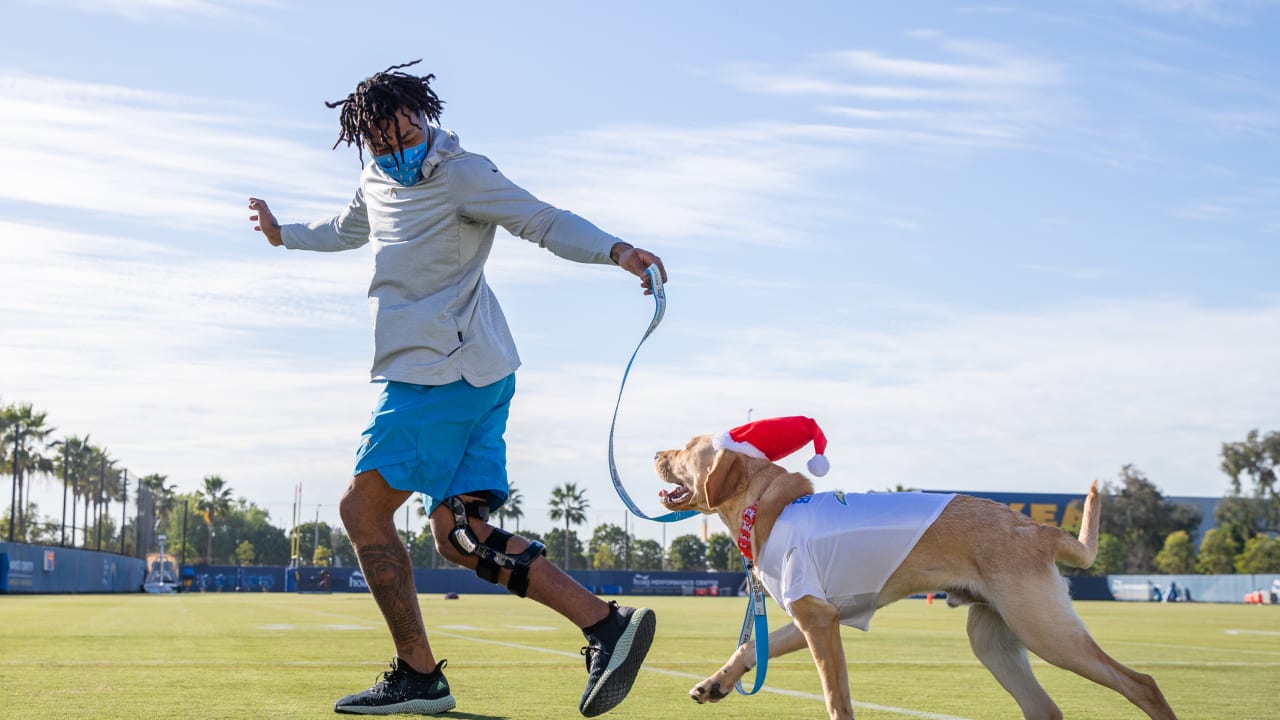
left=334, top=658, right=456, bottom=715
left=578, top=602, right=656, bottom=717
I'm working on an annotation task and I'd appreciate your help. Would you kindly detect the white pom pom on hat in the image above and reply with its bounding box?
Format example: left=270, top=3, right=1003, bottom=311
left=711, top=415, right=830, bottom=477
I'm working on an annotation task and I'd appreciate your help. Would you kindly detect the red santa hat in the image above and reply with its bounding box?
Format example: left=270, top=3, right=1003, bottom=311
left=712, top=415, right=830, bottom=477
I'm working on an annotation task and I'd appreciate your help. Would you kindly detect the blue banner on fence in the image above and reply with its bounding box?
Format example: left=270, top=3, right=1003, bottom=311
left=0, top=542, right=145, bottom=594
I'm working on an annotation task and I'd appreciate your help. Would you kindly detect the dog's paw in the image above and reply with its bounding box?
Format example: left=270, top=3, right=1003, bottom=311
left=690, top=680, right=731, bottom=704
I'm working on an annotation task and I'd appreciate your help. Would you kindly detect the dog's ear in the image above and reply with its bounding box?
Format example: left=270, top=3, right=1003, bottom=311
left=704, top=449, right=746, bottom=509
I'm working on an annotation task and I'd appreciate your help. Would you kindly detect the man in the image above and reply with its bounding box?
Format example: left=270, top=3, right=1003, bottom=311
left=247, top=60, right=660, bottom=717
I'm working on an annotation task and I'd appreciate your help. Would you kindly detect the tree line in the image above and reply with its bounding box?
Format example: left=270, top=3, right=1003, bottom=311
left=0, top=398, right=289, bottom=565
left=4, top=398, right=1279, bottom=574
left=1076, top=460, right=1280, bottom=576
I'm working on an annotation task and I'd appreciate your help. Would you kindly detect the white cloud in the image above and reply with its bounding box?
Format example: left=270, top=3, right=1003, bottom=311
left=1023, top=264, right=1110, bottom=282
left=699, top=32, right=1074, bottom=162
left=825, top=46, right=1060, bottom=87
left=0, top=70, right=868, bottom=262
left=1173, top=178, right=1280, bottom=231
left=1127, top=0, right=1279, bottom=24
left=40, top=0, right=276, bottom=20
left=0, top=72, right=354, bottom=231
left=1205, top=109, right=1280, bottom=137
left=616, top=298, right=1280, bottom=496
left=494, top=121, right=861, bottom=250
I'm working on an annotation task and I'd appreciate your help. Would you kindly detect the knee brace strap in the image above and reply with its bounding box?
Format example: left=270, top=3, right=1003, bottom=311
left=445, top=496, right=491, bottom=556
left=504, top=540, right=546, bottom=598
left=472, top=528, right=546, bottom=598
left=474, top=528, right=511, bottom=585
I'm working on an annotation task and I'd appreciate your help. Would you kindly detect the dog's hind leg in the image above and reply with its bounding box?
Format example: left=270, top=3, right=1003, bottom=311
left=992, top=576, right=1176, bottom=720
left=966, top=602, right=1062, bottom=720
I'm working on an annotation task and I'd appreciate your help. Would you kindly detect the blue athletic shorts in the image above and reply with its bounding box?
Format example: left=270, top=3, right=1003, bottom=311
left=353, top=375, right=515, bottom=514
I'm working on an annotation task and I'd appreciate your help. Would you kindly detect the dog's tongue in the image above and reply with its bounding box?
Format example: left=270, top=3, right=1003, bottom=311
left=658, top=489, right=668, bottom=498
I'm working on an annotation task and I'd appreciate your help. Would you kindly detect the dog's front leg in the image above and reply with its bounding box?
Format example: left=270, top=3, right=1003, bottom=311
left=791, top=595, right=854, bottom=720
left=689, top=621, right=809, bottom=705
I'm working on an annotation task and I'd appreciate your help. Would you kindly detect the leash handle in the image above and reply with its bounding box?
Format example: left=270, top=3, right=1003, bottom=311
left=735, top=556, right=770, bottom=695
left=641, top=263, right=666, bottom=340
left=608, top=264, right=696, bottom=523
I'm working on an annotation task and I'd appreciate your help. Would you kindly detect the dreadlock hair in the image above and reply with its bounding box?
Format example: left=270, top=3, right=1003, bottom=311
left=325, top=59, right=446, bottom=166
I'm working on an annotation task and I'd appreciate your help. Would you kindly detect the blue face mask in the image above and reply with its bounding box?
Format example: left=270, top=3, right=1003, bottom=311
left=372, top=120, right=429, bottom=186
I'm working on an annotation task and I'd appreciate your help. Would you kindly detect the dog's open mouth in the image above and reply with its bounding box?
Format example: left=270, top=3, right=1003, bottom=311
left=658, top=485, right=691, bottom=507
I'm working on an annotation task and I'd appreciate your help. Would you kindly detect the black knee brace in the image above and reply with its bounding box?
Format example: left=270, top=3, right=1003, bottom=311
left=444, top=496, right=546, bottom=598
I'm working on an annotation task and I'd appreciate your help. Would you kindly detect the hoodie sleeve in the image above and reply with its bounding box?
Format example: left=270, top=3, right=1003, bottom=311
left=449, top=154, right=619, bottom=265
left=280, top=188, right=371, bottom=252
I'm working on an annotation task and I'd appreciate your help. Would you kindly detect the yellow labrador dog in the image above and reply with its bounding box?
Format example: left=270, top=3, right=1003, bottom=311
left=654, top=433, right=1176, bottom=720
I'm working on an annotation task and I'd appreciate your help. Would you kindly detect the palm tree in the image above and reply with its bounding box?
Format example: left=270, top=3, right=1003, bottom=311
left=139, top=474, right=175, bottom=523
left=0, top=401, right=10, bottom=519
left=2, top=403, right=56, bottom=542
left=50, top=435, right=88, bottom=546
left=495, top=483, right=525, bottom=532
left=138, top=473, right=175, bottom=552
left=59, top=435, right=94, bottom=547
left=1, top=402, right=13, bottom=540
left=547, top=482, right=589, bottom=569
left=85, top=445, right=119, bottom=550
left=197, top=475, right=234, bottom=565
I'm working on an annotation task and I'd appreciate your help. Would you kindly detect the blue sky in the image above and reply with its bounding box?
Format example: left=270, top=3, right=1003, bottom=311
left=3, top=0, right=1279, bottom=544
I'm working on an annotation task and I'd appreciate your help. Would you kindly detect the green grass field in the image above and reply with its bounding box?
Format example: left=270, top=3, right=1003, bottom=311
left=1, top=592, right=1276, bottom=719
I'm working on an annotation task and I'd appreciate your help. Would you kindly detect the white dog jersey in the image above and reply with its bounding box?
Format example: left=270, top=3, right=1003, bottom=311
left=755, top=491, right=955, bottom=631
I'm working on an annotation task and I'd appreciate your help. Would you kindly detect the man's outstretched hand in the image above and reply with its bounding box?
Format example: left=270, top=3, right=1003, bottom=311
left=248, top=197, right=283, bottom=246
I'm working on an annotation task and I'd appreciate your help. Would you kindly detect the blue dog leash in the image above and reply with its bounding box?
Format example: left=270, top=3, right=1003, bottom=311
left=606, top=264, right=769, bottom=692
left=607, top=264, right=696, bottom=523
left=736, top=555, right=770, bottom=695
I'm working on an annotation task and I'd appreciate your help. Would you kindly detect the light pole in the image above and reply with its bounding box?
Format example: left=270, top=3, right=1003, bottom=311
left=95, top=455, right=106, bottom=551
left=119, top=469, right=128, bottom=555
left=8, top=427, right=20, bottom=542
left=58, top=441, right=68, bottom=546
left=179, top=501, right=189, bottom=567
left=70, top=454, right=79, bottom=548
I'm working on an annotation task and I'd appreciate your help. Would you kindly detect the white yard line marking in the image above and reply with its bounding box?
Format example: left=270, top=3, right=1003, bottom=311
left=431, top=629, right=976, bottom=720
left=1225, top=629, right=1280, bottom=637
left=0, top=659, right=389, bottom=667
left=1116, top=639, right=1280, bottom=657
left=255, top=623, right=375, bottom=631
left=438, top=623, right=556, bottom=632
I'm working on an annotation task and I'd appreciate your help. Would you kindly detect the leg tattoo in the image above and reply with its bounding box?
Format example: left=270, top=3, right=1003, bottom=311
left=356, top=542, right=424, bottom=647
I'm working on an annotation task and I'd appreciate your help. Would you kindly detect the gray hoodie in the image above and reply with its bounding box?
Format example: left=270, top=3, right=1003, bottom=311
left=281, top=127, right=622, bottom=387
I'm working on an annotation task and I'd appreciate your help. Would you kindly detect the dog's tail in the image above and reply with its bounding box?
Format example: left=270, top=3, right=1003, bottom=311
left=1055, top=480, right=1100, bottom=568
